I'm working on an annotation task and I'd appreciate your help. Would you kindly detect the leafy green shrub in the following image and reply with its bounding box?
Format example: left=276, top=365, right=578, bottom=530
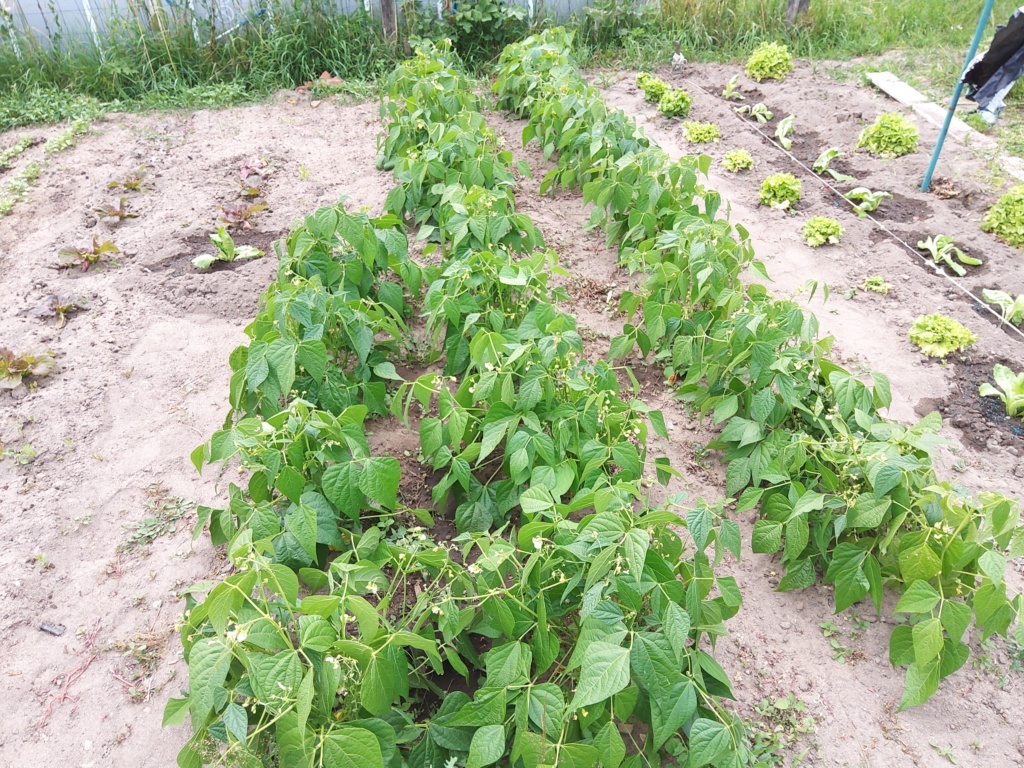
left=759, top=172, right=801, bottom=210
left=909, top=313, right=977, bottom=358
left=980, top=364, right=1024, bottom=417
left=722, top=149, right=754, bottom=172
left=445, top=0, right=527, bottom=64
left=683, top=121, right=720, bottom=143
left=636, top=71, right=669, bottom=103
left=801, top=216, right=844, bottom=247
left=745, top=41, right=793, bottom=82
left=857, top=113, right=919, bottom=158
left=981, top=185, right=1024, bottom=247
left=658, top=88, right=693, bottom=118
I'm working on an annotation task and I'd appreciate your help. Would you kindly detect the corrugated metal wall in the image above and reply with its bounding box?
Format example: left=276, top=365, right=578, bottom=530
left=0, top=0, right=592, bottom=52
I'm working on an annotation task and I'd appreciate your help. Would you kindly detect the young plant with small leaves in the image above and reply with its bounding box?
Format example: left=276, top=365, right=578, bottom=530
left=192, top=228, right=264, bottom=269
left=845, top=187, right=891, bottom=217
left=0, top=348, right=55, bottom=389
left=94, top=196, right=138, bottom=225
left=0, top=135, right=35, bottom=170
left=980, top=364, right=1024, bottom=417
left=802, top=216, right=843, bottom=247
left=812, top=147, right=855, bottom=182
left=722, top=75, right=744, bottom=101
left=909, top=313, right=977, bottom=358
left=982, top=289, right=1024, bottom=326
left=108, top=166, right=151, bottom=192
left=27, top=293, right=89, bottom=328
left=736, top=102, right=773, bottom=124
left=58, top=236, right=120, bottom=271
left=857, top=112, right=919, bottom=158
left=0, top=160, right=41, bottom=215
left=745, top=41, right=793, bottom=82
left=636, top=71, right=669, bottom=103
left=722, top=149, right=754, bottom=172
left=775, top=115, right=794, bottom=150
left=219, top=201, right=267, bottom=230
left=860, top=276, right=893, bottom=295
left=760, top=172, right=801, bottom=211
left=917, top=234, right=982, bottom=277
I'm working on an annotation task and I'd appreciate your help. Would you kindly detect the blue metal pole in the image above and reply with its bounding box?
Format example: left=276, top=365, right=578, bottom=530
left=921, top=0, right=998, bottom=192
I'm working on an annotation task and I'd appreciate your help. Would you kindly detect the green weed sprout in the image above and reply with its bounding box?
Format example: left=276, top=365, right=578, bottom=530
left=745, top=42, right=793, bottom=82
left=981, top=185, right=1024, bottom=248
left=683, top=121, right=719, bottom=143
left=722, top=149, right=754, bottom=172
left=979, top=364, right=1024, bottom=417
left=802, top=216, right=843, bottom=247
left=759, top=172, right=801, bottom=211
left=857, top=113, right=919, bottom=158
left=909, top=313, right=976, bottom=358
left=658, top=88, right=693, bottom=118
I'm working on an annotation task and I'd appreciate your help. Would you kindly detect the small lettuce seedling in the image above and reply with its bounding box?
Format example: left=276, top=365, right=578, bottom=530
left=812, top=147, right=855, bottom=182
left=0, top=348, right=55, bottom=389
left=775, top=115, right=795, bottom=150
left=94, top=196, right=138, bottom=225
left=802, top=216, right=843, bottom=247
left=683, top=121, right=719, bottom=143
left=760, top=172, right=801, bottom=211
left=980, top=364, right=1024, bottom=417
left=845, top=187, right=891, bottom=218
left=982, top=289, right=1024, bottom=326
left=636, top=72, right=669, bottom=103
left=722, top=75, right=744, bottom=101
left=909, top=313, right=977, bottom=358
left=857, top=113, right=919, bottom=158
left=58, top=236, right=120, bottom=271
left=192, top=227, right=264, bottom=269
left=108, top=166, right=150, bottom=192
left=917, top=235, right=981, bottom=276
left=28, top=294, right=89, bottom=328
left=658, top=88, right=693, bottom=118
left=981, top=185, right=1024, bottom=247
left=722, top=149, right=754, bottom=172
left=219, top=201, right=267, bottom=230
left=736, top=102, right=773, bottom=124
left=859, top=275, right=893, bottom=295
left=745, top=41, right=793, bottom=82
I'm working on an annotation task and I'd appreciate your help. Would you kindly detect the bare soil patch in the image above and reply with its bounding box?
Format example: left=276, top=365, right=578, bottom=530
left=1, top=63, right=1022, bottom=768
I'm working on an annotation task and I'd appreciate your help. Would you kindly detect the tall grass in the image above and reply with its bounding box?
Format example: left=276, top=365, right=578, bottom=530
left=0, top=0, right=1019, bottom=130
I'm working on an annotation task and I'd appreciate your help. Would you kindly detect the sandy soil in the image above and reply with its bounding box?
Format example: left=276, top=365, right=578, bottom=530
left=0, top=64, right=1022, bottom=768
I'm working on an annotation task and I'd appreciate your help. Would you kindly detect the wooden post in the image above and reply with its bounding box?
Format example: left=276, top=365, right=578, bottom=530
left=785, top=0, right=810, bottom=25
left=381, top=0, right=397, bottom=41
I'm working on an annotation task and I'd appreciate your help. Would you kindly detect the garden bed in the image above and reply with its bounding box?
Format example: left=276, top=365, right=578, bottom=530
left=1, top=53, right=1023, bottom=768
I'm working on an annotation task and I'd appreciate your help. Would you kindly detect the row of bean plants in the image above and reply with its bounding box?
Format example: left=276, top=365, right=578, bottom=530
left=493, top=28, right=1024, bottom=711
left=168, top=41, right=762, bottom=768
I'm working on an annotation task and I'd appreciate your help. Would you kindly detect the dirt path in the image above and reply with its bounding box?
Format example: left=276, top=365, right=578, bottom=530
left=0, top=65, right=1022, bottom=768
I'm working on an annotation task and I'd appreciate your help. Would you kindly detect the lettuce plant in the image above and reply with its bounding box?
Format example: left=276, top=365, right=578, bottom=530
left=58, top=236, right=119, bottom=271
left=980, top=364, right=1024, bottom=417
left=982, top=289, right=1024, bottom=325
left=736, top=102, right=772, bottom=123
left=683, top=121, right=719, bottom=143
left=801, top=216, right=843, bottom=247
left=658, top=88, right=693, bottom=118
left=860, top=276, right=892, bottom=295
left=775, top=115, right=794, bottom=149
left=857, top=113, right=919, bottom=158
left=759, top=172, right=801, bottom=211
left=636, top=72, right=669, bottom=103
left=722, top=75, right=743, bottom=101
left=0, top=348, right=55, bottom=389
left=813, top=147, right=855, bottom=182
left=908, top=313, right=977, bottom=358
left=745, top=41, right=793, bottom=82
left=981, top=185, right=1024, bottom=247
left=722, top=149, right=754, bottom=172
